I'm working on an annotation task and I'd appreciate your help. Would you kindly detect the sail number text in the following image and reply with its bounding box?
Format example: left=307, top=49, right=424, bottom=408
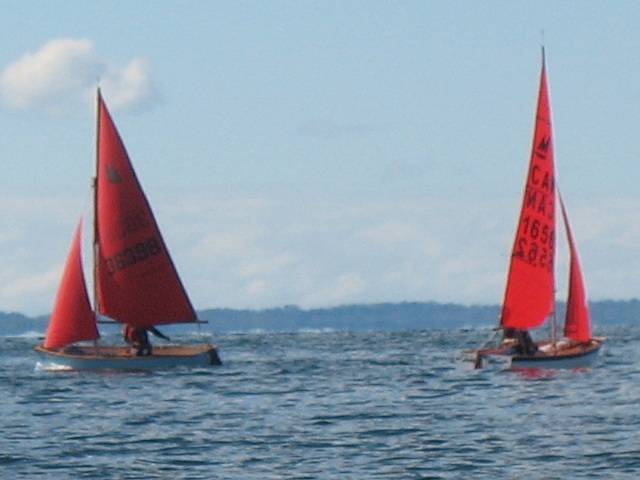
left=105, top=237, right=163, bottom=275
left=513, top=215, right=554, bottom=270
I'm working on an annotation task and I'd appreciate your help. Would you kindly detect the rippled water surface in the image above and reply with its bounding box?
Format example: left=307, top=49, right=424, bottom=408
left=0, top=326, right=636, bottom=479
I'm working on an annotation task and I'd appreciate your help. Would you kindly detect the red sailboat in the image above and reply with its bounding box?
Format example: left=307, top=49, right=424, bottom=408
left=35, top=91, right=221, bottom=370
left=474, top=50, right=605, bottom=369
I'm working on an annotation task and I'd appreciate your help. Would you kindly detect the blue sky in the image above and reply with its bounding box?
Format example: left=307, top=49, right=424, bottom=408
left=1, top=1, right=640, bottom=316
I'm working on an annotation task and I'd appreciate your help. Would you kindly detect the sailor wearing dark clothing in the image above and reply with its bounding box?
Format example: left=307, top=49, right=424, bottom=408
left=503, top=328, right=518, bottom=340
left=123, top=325, right=171, bottom=356
left=514, top=329, right=537, bottom=355
left=503, top=328, right=538, bottom=355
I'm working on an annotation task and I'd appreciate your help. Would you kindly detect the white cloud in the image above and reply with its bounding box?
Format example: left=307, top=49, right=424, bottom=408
left=98, top=57, right=158, bottom=112
left=161, top=190, right=640, bottom=311
left=302, top=272, right=369, bottom=307
left=0, top=38, right=158, bottom=115
left=0, top=193, right=83, bottom=315
left=151, top=189, right=515, bottom=311
left=1, top=267, right=60, bottom=307
left=3, top=188, right=640, bottom=316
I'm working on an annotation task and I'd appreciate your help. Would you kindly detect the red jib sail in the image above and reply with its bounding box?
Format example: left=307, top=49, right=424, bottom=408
left=501, top=54, right=555, bottom=331
left=95, top=92, right=197, bottom=328
left=560, top=196, right=591, bottom=342
left=44, top=219, right=99, bottom=349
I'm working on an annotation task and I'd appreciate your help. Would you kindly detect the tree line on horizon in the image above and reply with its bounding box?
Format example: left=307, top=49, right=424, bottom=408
left=1, top=299, right=637, bottom=334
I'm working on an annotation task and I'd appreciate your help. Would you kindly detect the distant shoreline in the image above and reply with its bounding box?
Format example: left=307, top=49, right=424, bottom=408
left=1, top=299, right=637, bottom=334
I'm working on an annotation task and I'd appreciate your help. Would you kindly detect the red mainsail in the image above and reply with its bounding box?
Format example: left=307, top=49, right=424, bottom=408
left=95, top=92, right=197, bottom=328
left=560, top=196, right=591, bottom=342
left=501, top=54, right=555, bottom=330
left=44, top=219, right=99, bottom=349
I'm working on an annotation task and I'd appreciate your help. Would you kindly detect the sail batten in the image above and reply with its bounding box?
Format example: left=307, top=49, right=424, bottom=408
left=95, top=94, right=197, bottom=328
left=501, top=56, right=555, bottom=331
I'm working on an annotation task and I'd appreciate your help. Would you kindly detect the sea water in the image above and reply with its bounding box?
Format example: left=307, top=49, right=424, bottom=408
left=0, top=326, right=637, bottom=479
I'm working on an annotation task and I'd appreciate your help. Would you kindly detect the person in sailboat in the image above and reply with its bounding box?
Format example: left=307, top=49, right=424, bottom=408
left=123, top=324, right=171, bottom=356
left=503, top=328, right=538, bottom=355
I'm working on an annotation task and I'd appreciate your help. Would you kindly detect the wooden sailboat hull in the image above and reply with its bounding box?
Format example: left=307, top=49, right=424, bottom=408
left=511, top=338, right=605, bottom=369
left=35, top=344, right=221, bottom=371
left=475, top=338, right=605, bottom=370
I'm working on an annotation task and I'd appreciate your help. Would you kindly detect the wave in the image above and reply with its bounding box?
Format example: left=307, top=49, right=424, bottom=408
left=0, top=331, right=44, bottom=339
